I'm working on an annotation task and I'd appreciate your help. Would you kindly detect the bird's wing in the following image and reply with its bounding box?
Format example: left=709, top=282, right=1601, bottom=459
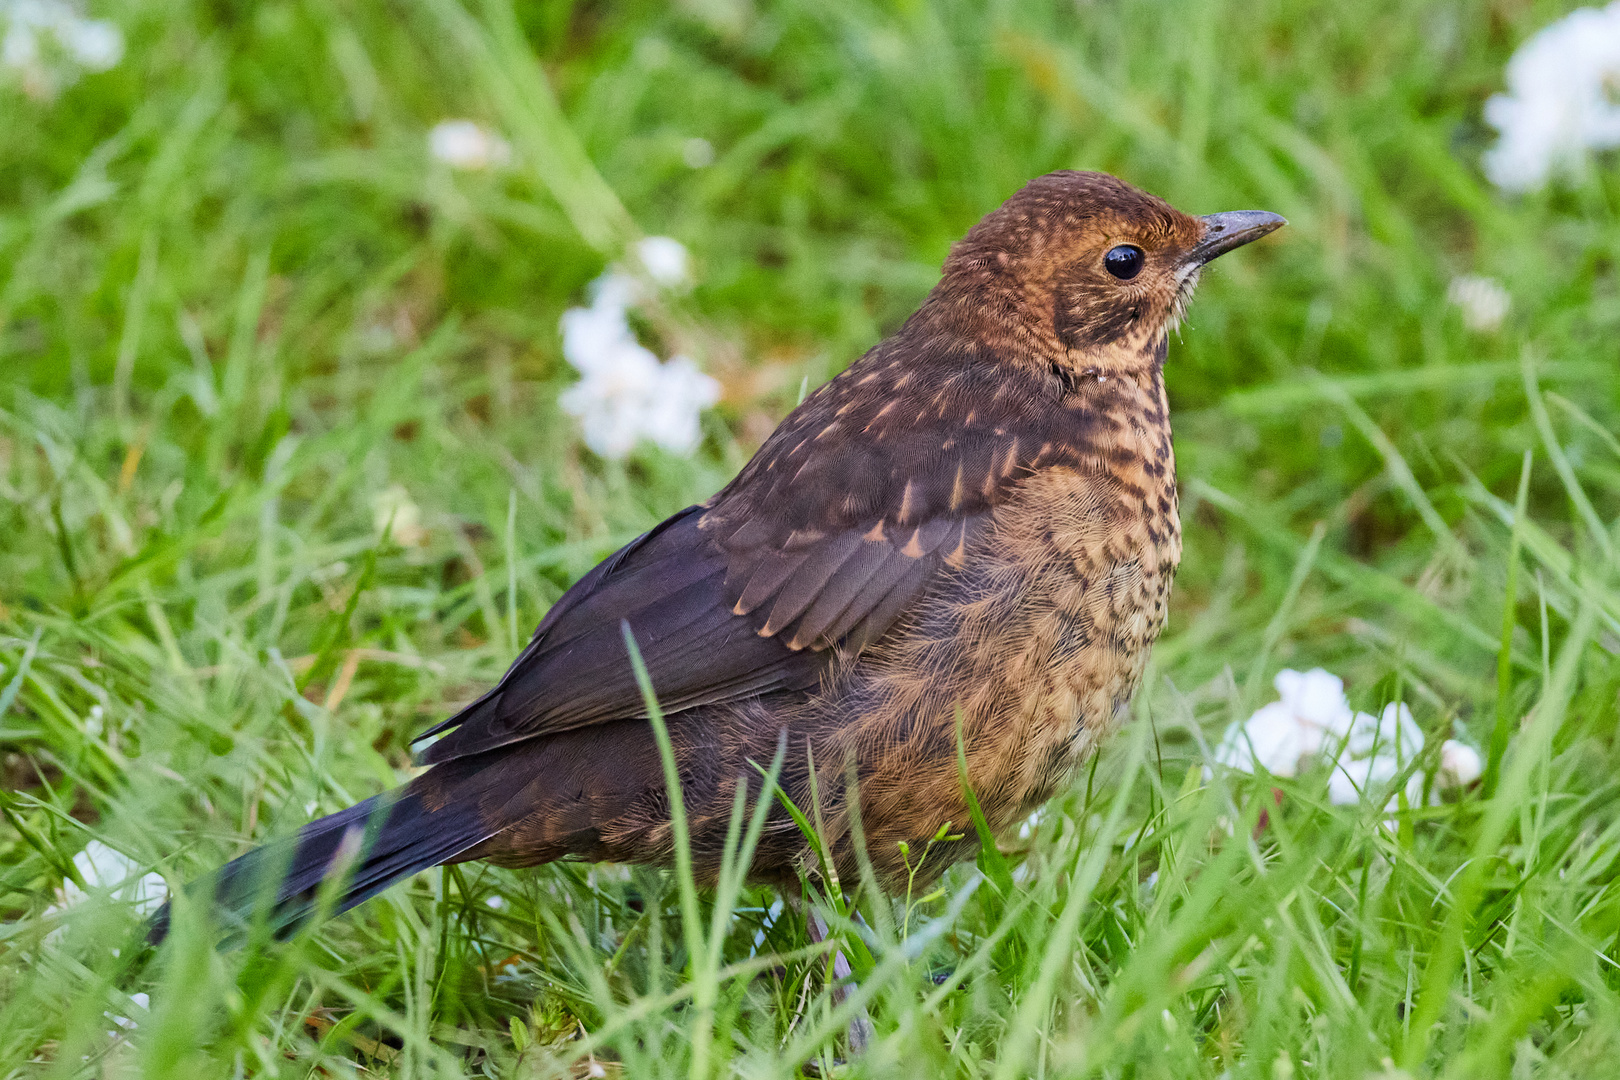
left=415, top=504, right=823, bottom=765
left=419, top=349, right=1080, bottom=766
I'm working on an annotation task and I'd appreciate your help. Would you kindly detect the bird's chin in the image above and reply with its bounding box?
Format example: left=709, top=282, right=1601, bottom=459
left=1167, top=265, right=1202, bottom=337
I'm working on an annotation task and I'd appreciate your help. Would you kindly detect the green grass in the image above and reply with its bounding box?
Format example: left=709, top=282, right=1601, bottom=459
left=3, top=0, right=1620, bottom=1074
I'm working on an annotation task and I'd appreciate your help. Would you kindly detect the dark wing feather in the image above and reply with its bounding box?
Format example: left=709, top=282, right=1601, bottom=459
left=420, top=507, right=823, bottom=764
left=791, top=540, right=897, bottom=646
left=758, top=531, right=866, bottom=636
left=419, top=334, right=1090, bottom=766
left=845, top=555, right=938, bottom=651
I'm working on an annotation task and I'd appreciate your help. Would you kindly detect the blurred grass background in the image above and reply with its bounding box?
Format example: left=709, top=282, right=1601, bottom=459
left=3, top=0, right=1620, bottom=1075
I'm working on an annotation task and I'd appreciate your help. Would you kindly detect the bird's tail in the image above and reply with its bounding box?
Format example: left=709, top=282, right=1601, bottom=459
left=148, top=766, right=499, bottom=944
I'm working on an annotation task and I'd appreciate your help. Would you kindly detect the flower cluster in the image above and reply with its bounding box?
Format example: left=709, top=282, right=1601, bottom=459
left=558, top=238, right=720, bottom=460
left=1, top=0, right=122, bottom=100
left=47, top=840, right=166, bottom=918
left=1212, top=668, right=1482, bottom=811
left=1484, top=1, right=1620, bottom=191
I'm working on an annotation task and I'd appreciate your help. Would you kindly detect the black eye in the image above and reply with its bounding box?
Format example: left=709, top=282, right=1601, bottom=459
left=1104, top=245, right=1144, bottom=280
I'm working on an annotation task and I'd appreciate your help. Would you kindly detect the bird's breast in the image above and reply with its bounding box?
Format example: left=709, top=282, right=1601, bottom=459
left=831, top=385, right=1182, bottom=844
left=970, top=444, right=1181, bottom=809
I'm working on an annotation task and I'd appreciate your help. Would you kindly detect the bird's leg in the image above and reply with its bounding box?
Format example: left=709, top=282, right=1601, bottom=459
left=804, top=903, right=874, bottom=1055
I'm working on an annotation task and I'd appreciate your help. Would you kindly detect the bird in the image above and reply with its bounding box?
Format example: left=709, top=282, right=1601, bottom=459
left=150, top=171, right=1283, bottom=943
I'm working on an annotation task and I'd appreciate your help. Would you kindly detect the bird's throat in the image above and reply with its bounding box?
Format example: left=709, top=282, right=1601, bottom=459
left=1054, top=332, right=1169, bottom=390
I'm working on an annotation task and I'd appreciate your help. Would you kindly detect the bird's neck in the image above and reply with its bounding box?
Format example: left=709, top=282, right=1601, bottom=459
left=912, top=273, right=1169, bottom=383
left=1056, top=335, right=1170, bottom=387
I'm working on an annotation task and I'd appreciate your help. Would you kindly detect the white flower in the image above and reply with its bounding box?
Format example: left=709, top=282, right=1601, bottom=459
left=1438, top=739, right=1483, bottom=788
left=1213, top=668, right=1354, bottom=777
left=1016, top=806, right=1047, bottom=840
left=372, top=484, right=426, bottom=547
left=591, top=267, right=641, bottom=312
left=1211, top=671, right=1481, bottom=815
left=1342, top=701, right=1424, bottom=762
left=682, top=136, right=716, bottom=168
left=2, top=14, right=38, bottom=69
left=1, top=0, right=123, bottom=98
left=49, top=841, right=166, bottom=918
left=1329, top=703, right=1426, bottom=811
left=559, top=347, right=718, bottom=459
left=561, top=276, right=639, bottom=367
left=635, top=236, right=691, bottom=288
left=60, top=12, right=118, bottom=69
left=1213, top=701, right=1313, bottom=777
left=1273, top=667, right=1356, bottom=751
left=648, top=356, right=718, bottom=445
left=557, top=246, right=719, bottom=459
left=107, top=991, right=149, bottom=1036
left=1140, top=870, right=1159, bottom=903
left=427, top=119, right=512, bottom=171
left=1328, top=752, right=1425, bottom=811
left=1483, top=2, right=1620, bottom=191
left=1447, top=276, right=1510, bottom=333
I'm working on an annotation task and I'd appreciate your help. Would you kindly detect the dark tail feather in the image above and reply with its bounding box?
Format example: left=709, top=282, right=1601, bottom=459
left=148, top=777, right=496, bottom=945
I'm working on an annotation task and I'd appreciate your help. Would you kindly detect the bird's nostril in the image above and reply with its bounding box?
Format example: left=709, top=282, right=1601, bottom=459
left=1192, top=210, right=1286, bottom=263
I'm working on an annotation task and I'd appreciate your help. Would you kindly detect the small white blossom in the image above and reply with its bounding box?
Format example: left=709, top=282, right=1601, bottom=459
left=635, top=235, right=691, bottom=288
left=1327, top=754, right=1426, bottom=812
left=1016, top=806, right=1047, bottom=839
left=1, top=0, right=123, bottom=99
left=1343, top=701, right=1424, bottom=762
left=682, top=136, right=716, bottom=168
left=1447, top=276, right=1511, bottom=333
left=1484, top=2, right=1620, bottom=191
left=1439, top=739, right=1483, bottom=788
left=1140, top=870, right=1159, bottom=904
left=749, top=896, right=786, bottom=953
left=106, top=991, right=149, bottom=1036
left=1213, top=701, right=1314, bottom=777
left=558, top=241, right=720, bottom=459
left=1213, top=668, right=1354, bottom=777
left=1328, top=703, right=1426, bottom=811
left=372, top=484, right=426, bottom=547
left=59, top=11, right=116, bottom=67
left=427, top=119, right=512, bottom=172
left=1274, top=668, right=1356, bottom=750
left=1336, top=747, right=1441, bottom=808
left=49, top=841, right=166, bottom=918
left=591, top=267, right=641, bottom=312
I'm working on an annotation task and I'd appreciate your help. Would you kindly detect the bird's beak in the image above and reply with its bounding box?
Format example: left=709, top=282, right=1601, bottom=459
left=1190, top=211, right=1287, bottom=265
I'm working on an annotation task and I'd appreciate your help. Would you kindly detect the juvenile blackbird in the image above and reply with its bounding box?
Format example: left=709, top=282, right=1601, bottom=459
left=152, top=171, right=1282, bottom=939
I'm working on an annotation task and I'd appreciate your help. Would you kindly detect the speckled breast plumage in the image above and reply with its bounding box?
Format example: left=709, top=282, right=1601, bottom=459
left=797, top=359, right=1182, bottom=887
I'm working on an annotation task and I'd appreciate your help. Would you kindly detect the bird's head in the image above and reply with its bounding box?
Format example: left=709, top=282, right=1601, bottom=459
left=932, top=171, right=1284, bottom=377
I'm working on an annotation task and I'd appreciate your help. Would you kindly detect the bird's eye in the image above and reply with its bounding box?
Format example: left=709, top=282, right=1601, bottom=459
left=1104, top=245, right=1144, bottom=280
